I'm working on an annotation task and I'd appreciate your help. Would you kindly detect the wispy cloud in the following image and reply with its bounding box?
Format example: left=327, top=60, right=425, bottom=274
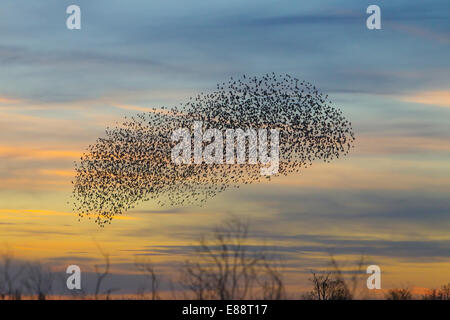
left=0, top=145, right=80, bottom=160
left=400, top=90, right=450, bottom=108
left=111, top=103, right=185, bottom=116
left=389, top=22, right=450, bottom=44
left=0, top=96, right=20, bottom=104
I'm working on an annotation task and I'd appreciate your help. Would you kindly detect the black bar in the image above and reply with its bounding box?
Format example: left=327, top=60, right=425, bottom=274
left=2, top=300, right=447, bottom=319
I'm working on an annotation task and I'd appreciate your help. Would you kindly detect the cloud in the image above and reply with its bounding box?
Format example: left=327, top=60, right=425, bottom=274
left=0, top=208, right=137, bottom=221
left=39, top=169, right=75, bottom=177
left=271, top=160, right=450, bottom=191
left=389, top=23, right=450, bottom=44
left=1, top=0, right=449, bottom=103
left=0, top=96, right=20, bottom=104
left=0, top=145, right=80, bottom=160
left=249, top=11, right=361, bottom=26
left=355, top=135, right=450, bottom=155
left=132, top=208, right=188, bottom=215
left=119, top=236, right=450, bottom=262
left=0, top=209, right=72, bottom=217
left=400, top=91, right=450, bottom=108
left=264, top=234, right=450, bottom=260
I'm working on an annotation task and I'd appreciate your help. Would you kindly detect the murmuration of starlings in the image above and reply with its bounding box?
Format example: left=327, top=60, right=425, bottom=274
left=72, top=74, right=355, bottom=226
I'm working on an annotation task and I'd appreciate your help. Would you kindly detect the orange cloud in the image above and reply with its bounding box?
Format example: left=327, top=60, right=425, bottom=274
left=354, top=135, right=450, bottom=155
left=0, top=208, right=137, bottom=220
left=0, top=208, right=72, bottom=217
left=401, top=90, right=450, bottom=108
left=0, top=145, right=80, bottom=160
left=40, top=169, right=75, bottom=177
left=0, top=96, right=20, bottom=104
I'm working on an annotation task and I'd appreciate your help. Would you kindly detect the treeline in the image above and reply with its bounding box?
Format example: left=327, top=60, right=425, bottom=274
left=1, top=218, right=448, bottom=300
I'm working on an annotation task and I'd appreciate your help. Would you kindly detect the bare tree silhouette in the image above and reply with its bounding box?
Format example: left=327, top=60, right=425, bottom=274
left=259, top=261, right=286, bottom=300
left=303, top=255, right=365, bottom=300
left=135, top=258, right=160, bottom=300
left=22, top=262, right=54, bottom=300
left=180, top=217, right=285, bottom=300
left=422, top=283, right=450, bottom=300
left=93, top=245, right=118, bottom=299
left=303, top=273, right=352, bottom=300
left=0, top=251, right=24, bottom=300
left=385, top=287, right=413, bottom=300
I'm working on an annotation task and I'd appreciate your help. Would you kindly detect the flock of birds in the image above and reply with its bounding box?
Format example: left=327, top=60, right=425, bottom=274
left=72, top=74, right=355, bottom=226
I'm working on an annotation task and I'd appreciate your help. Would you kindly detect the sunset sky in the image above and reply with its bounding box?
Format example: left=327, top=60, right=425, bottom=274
left=0, top=0, right=449, bottom=296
